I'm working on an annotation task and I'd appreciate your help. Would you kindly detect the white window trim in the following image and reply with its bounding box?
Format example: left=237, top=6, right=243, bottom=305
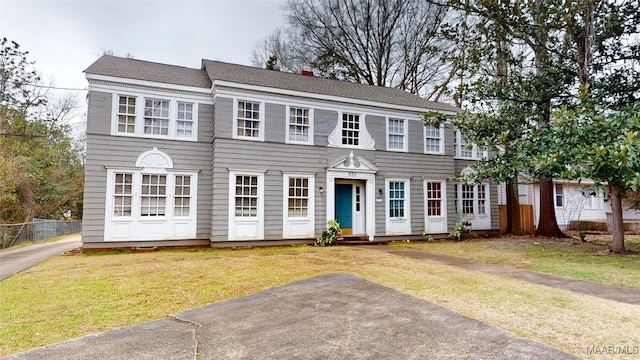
left=111, top=93, right=199, bottom=142
left=455, top=183, right=491, bottom=229
left=424, top=180, right=448, bottom=234
left=232, top=98, right=265, bottom=142
left=454, top=130, right=487, bottom=159
left=228, top=170, right=265, bottom=240
left=285, top=105, right=314, bottom=145
left=385, top=178, right=411, bottom=235
left=424, top=124, right=445, bottom=155
left=282, top=174, right=315, bottom=238
left=555, top=183, right=564, bottom=208
left=386, top=117, right=408, bottom=152
left=104, top=169, right=198, bottom=241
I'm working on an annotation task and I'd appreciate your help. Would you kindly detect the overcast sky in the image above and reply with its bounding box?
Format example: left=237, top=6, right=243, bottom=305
left=0, top=0, right=287, bottom=125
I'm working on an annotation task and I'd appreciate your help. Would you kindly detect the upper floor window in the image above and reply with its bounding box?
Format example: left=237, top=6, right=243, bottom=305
left=342, top=113, right=360, bottom=146
left=237, top=100, right=260, bottom=138
left=117, top=96, right=136, bottom=134
left=234, top=99, right=264, bottom=141
left=424, top=124, right=443, bottom=154
left=113, top=94, right=198, bottom=141
left=176, top=102, right=194, bottom=139
left=287, top=106, right=313, bottom=145
left=144, top=99, right=170, bottom=135
left=387, top=118, right=406, bottom=151
left=454, top=130, right=487, bottom=159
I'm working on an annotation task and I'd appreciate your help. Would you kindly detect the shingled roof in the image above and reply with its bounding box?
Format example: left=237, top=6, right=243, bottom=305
left=85, top=55, right=212, bottom=89
left=85, top=55, right=458, bottom=112
left=202, top=60, right=458, bottom=112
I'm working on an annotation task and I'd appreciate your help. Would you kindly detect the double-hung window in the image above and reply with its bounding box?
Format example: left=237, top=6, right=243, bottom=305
left=117, top=96, right=136, bottom=133
left=342, top=113, right=360, bottom=146
left=555, top=184, right=564, bottom=207
left=140, top=174, right=167, bottom=216
left=424, top=124, right=443, bottom=154
left=287, top=107, right=311, bottom=144
left=235, top=175, right=259, bottom=217
left=455, top=130, right=486, bottom=159
left=113, top=173, right=133, bottom=216
left=287, top=177, right=309, bottom=217
left=389, top=181, right=406, bottom=218
left=176, top=102, right=194, bottom=139
left=236, top=100, right=262, bottom=140
left=114, top=94, right=198, bottom=141
left=144, top=99, right=170, bottom=135
left=387, top=118, right=406, bottom=151
left=174, top=175, right=191, bottom=216
left=426, top=182, right=443, bottom=216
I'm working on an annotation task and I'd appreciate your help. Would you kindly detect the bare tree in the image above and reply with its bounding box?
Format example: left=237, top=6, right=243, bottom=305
left=252, top=0, right=452, bottom=98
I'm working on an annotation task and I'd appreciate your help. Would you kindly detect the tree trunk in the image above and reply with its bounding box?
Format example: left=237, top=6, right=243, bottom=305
left=505, top=183, right=522, bottom=234
left=609, top=184, right=627, bottom=253
left=535, top=178, right=568, bottom=238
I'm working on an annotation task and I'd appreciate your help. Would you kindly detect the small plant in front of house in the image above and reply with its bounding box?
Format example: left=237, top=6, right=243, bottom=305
left=422, top=230, right=433, bottom=242
left=316, top=219, right=341, bottom=246
left=449, top=220, right=471, bottom=241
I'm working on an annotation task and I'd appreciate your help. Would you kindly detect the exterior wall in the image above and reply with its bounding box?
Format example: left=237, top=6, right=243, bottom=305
left=84, top=71, right=500, bottom=248
left=533, top=182, right=610, bottom=229
left=209, top=91, right=499, bottom=244
left=82, top=89, right=213, bottom=248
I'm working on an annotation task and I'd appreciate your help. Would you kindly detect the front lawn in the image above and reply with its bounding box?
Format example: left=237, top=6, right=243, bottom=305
left=1, top=238, right=638, bottom=360
left=392, top=233, right=640, bottom=288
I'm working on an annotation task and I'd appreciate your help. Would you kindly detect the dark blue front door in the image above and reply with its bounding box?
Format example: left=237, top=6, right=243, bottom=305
left=335, top=184, right=352, bottom=233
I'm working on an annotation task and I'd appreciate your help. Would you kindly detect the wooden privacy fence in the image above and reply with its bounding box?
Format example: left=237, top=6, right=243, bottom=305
left=0, top=219, right=81, bottom=249
left=499, top=205, right=535, bottom=234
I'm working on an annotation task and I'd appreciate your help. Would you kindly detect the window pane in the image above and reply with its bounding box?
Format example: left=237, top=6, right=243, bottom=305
left=237, top=101, right=261, bottom=138
left=235, top=175, right=259, bottom=217
left=140, top=174, right=166, bottom=216
left=117, top=96, right=136, bottom=134
left=174, top=175, right=191, bottom=216
left=287, top=177, right=310, bottom=217
left=113, top=172, right=133, bottom=216
left=342, top=113, right=359, bottom=146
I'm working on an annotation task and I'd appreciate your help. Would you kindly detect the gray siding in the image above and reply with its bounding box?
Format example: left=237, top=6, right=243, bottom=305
left=407, top=120, right=424, bottom=154
left=375, top=152, right=455, bottom=235
left=265, top=103, right=286, bottom=143
left=366, top=115, right=386, bottom=151
left=82, top=93, right=214, bottom=245
left=87, top=91, right=111, bottom=135
left=82, top=135, right=213, bottom=244
left=314, top=109, right=338, bottom=146
left=214, top=97, right=233, bottom=139
left=211, top=139, right=328, bottom=242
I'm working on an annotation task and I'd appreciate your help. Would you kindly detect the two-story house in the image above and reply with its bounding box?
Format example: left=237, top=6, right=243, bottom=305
left=82, top=55, right=498, bottom=250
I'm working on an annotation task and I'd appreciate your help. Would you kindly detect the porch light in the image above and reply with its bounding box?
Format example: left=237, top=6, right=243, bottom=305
left=319, top=186, right=324, bottom=194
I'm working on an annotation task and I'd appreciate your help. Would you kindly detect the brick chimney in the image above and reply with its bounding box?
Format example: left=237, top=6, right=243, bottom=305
left=300, top=70, right=315, bottom=77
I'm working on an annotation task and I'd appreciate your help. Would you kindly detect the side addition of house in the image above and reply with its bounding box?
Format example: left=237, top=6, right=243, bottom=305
left=82, top=55, right=499, bottom=249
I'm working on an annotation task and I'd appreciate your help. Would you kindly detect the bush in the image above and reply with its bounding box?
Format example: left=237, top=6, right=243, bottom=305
left=316, top=219, right=341, bottom=246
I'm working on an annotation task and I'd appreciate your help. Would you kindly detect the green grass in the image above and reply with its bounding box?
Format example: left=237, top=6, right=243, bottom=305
left=394, top=235, right=640, bottom=288
left=1, top=239, right=639, bottom=360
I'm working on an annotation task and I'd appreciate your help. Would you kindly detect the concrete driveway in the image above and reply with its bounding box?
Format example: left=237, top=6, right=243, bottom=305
left=0, top=234, right=81, bottom=281
left=3, top=273, right=581, bottom=359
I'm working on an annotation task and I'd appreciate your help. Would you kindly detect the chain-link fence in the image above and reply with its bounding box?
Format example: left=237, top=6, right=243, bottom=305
left=0, top=219, right=82, bottom=249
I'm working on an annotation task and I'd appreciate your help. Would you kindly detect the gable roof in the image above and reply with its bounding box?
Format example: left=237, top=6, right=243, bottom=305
left=85, top=55, right=212, bottom=89
left=85, top=55, right=458, bottom=112
left=202, top=60, right=458, bottom=112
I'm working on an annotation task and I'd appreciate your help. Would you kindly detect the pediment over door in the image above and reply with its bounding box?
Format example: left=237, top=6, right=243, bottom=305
left=328, top=151, right=378, bottom=174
